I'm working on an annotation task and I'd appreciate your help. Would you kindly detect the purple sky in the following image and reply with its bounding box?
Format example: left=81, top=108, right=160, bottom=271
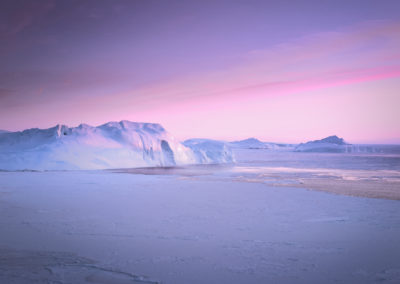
left=1, top=0, right=399, bottom=143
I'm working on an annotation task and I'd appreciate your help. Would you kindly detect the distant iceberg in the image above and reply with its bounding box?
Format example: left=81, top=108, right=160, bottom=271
left=229, top=138, right=269, bottom=149
left=229, top=138, right=295, bottom=151
left=0, top=121, right=234, bottom=170
left=295, top=135, right=351, bottom=153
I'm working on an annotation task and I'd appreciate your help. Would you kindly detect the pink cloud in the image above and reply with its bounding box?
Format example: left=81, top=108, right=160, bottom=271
left=101, top=20, right=400, bottom=112
left=110, top=20, right=400, bottom=142
left=2, top=21, right=400, bottom=143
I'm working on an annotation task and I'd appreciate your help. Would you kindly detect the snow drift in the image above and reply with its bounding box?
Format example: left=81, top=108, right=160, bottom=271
left=0, top=121, right=234, bottom=170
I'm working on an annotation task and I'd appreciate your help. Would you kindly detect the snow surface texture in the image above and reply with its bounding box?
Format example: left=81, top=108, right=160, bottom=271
left=1, top=151, right=400, bottom=284
left=0, top=121, right=234, bottom=170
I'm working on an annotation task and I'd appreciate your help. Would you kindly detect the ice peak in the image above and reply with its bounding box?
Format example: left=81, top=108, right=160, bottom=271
left=241, top=137, right=262, bottom=143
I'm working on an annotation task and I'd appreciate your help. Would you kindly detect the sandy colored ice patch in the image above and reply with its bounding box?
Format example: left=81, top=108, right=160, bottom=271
left=232, top=166, right=400, bottom=200
left=113, top=165, right=400, bottom=200
left=291, top=178, right=400, bottom=200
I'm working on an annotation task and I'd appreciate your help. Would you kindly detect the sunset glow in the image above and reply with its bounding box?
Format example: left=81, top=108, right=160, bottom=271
left=1, top=1, right=399, bottom=143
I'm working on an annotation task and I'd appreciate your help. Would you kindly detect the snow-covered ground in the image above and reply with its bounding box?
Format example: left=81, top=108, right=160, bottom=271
left=0, top=150, right=399, bottom=284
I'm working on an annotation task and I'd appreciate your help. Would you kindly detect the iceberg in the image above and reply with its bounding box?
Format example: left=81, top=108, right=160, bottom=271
left=183, top=139, right=234, bottom=164
left=229, top=138, right=295, bottom=151
left=295, top=135, right=351, bottom=153
left=0, top=121, right=234, bottom=170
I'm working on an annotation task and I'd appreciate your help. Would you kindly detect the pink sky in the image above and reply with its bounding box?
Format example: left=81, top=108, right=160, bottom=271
left=1, top=18, right=400, bottom=143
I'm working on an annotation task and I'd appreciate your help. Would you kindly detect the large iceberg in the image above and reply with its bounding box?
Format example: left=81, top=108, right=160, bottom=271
left=0, top=121, right=234, bottom=170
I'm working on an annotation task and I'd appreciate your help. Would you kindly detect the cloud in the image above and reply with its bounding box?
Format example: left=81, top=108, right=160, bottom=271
left=0, top=88, right=13, bottom=98
left=0, top=0, right=55, bottom=38
left=112, top=20, right=400, bottom=110
left=0, top=88, right=19, bottom=107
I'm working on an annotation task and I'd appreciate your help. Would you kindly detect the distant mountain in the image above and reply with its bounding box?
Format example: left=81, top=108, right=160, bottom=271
left=295, top=135, right=350, bottom=152
left=0, top=121, right=233, bottom=170
left=0, top=130, right=10, bottom=134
